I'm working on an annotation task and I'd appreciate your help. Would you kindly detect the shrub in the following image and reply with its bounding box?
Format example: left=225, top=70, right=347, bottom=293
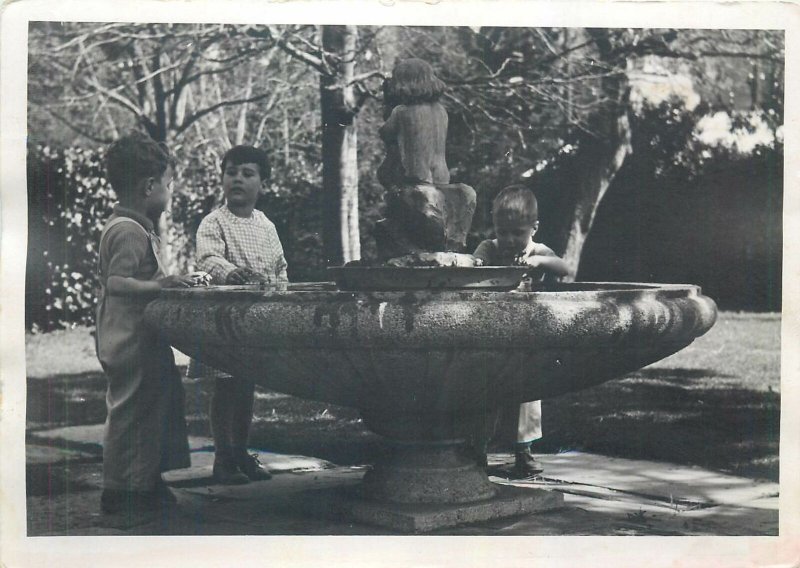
left=27, top=145, right=114, bottom=331
left=26, top=142, right=337, bottom=330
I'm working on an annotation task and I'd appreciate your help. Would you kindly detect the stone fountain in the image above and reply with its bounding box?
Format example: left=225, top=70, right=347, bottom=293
left=145, top=62, right=717, bottom=531
left=146, top=281, right=716, bottom=531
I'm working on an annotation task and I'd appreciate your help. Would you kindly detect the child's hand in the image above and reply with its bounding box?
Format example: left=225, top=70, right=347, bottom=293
left=226, top=267, right=264, bottom=284
left=226, top=268, right=250, bottom=284
left=158, top=274, right=194, bottom=289
left=246, top=271, right=269, bottom=283
left=521, top=255, right=543, bottom=268
left=187, top=271, right=212, bottom=287
left=519, top=254, right=572, bottom=279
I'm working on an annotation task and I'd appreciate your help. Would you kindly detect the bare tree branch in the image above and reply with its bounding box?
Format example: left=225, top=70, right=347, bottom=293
left=243, top=25, right=330, bottom=76
left=175, top=91, right=277, bottom=136
left=42, top=106, right=114, bottom=144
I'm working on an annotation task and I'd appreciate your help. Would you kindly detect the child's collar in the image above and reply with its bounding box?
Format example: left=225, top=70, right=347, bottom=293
left=113, top=204, right=155, bottom=232
left=223, top=203, right=257, bottom=220
left=492, top=237, right=537, bottom=256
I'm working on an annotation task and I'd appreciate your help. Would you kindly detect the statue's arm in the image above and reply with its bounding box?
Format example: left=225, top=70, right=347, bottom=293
left=379, top=105, right=402, bottom=142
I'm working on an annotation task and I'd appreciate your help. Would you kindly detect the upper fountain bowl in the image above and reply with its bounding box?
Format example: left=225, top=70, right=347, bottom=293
left=145, top=282, right=716, bottom=439
left=328, top=265, right=530, bottom=291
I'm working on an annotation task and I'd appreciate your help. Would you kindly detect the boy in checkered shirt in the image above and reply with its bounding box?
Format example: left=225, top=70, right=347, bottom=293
left=189, top=145, right=288, bottom=484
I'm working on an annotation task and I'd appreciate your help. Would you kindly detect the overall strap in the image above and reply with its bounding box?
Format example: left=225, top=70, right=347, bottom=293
left=100, top=216, right=149, bottom=241
left=98, top=217, right=163, bottom=284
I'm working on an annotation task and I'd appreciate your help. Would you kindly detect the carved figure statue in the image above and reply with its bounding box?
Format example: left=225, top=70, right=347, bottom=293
left=374, top=58, right=476, bottom=262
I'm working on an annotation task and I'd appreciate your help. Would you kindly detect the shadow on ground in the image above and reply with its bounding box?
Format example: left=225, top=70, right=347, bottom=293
left=25, top=364, right=779, bottom=536
left=533, top=368, right=780, bottom=481
left=27, top=364, right=780, bottom=485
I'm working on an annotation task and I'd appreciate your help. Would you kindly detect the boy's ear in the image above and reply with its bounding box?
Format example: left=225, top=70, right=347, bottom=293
left=533, top=220, right=540, bottom=232
left=140, top=177, right=154, bottom=197
left=259, top=178, right=269, bottom=194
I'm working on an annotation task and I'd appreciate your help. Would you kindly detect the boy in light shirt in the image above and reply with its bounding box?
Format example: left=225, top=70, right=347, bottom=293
left=190, top=145, right=288, bottom=484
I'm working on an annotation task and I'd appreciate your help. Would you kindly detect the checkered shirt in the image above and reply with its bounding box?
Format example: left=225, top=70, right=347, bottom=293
left=188, top=205, right=288, bottom=379
left=195, top=205, right=288, bottom=285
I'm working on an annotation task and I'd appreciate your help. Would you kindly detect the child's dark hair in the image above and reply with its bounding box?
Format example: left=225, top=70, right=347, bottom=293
left=106, top=131, right=172, bottom=200
left=221, top=145, right=271, bottom=181
left=492, top=184, right=538, bottom=226
left=387, top=58, right=447, bottom=105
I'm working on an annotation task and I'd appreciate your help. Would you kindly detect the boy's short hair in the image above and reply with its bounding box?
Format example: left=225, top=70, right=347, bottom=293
left=388, top=58, right=447, bottom=105
left=221, top=145, right=271, bottom=181
left=492, top=184, right=538, bottom=226
left=106, top=131, right=172, bottom=199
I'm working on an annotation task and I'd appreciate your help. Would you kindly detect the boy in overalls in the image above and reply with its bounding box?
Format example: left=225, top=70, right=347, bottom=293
left=96, top=132, right=194, bottom=515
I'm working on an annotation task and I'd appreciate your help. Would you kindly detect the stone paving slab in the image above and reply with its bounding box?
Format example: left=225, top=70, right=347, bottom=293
left=156, top=451, right=776, bottom=536
left=83, top=473, right=776, bottom=536
left=32, top=422, right=779, bottom=509
left=24, top=423, right=779, bottom=536
left=513, top=451, right=779, bottom=507
left=163, top=448, right=340, bottom=489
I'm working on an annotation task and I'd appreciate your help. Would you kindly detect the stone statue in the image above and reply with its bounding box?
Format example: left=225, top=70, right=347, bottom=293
left=374, top=58, right=476, bottom=262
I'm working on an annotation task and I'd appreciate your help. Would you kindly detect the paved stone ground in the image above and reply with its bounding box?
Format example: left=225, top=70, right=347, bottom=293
left=25, top=425, right=778, bottom=536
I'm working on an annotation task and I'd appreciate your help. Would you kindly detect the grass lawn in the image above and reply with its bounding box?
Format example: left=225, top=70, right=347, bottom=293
left=538, top=312, right=780, bottom=480
left=25, top=311, right=780, bottom=481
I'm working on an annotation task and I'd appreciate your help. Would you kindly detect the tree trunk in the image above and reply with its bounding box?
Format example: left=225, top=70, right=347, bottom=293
left=320, top=25, right=361, bottom=266
left=536, top=30, right=633, bottom=280
left=554, top=113, right=632, bottom=279
left=234, top=63, right=254, bottom=145
left=145, top=114, right=179, bottom=276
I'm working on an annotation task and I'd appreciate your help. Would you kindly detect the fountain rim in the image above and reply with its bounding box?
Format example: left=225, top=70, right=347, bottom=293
left=156, top=281, right=706, bottom=302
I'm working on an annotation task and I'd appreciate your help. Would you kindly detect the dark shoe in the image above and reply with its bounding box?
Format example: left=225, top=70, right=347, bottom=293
left=234, top=451, right=272, bottom=481
left=513, top=447, right=544, bottom=477
left=213, top=457, right=250, bottom=485
left=100, top=488, right=160, bottom=515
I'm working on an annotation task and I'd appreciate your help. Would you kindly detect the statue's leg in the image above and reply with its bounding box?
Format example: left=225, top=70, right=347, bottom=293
left=378, top=183, right=477, bottom=256
left=438, top=183, right=477, bottom=252
left=374, top=218, right=424, bottom=261
left=386, top=184, right=447, bottom=251
left=412, top=185, right=447, bottom=250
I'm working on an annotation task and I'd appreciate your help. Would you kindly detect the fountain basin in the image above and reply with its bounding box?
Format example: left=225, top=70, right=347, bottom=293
left=147, top=282, right=716, bottom=434
left=145, top=282, right=716, bottom=530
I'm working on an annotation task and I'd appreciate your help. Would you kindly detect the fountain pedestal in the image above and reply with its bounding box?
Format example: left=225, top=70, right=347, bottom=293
left=362, top=442, right=497, bottom=504
left=145, top=282, right=716, bottom=532
left=339, top=441, right=562, bottom=532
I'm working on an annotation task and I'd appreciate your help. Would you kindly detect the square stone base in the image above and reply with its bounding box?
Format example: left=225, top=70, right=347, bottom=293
left=312, top=484, right=564, bottom=533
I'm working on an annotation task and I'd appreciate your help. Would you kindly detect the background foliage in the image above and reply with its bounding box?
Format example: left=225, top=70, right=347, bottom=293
left=26, top=25, right=784, bottom=330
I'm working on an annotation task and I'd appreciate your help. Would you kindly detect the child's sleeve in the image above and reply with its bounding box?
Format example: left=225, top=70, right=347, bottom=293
left=267, top=224, right=289, bottom=283
left=276, top=253, right=288, bottom=283
left=196, top=216, right=237, bottom=284
left=104, top=224, right=150, bottom=279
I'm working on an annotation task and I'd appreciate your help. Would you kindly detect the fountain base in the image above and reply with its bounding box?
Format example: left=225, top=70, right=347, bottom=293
left=312, top=442, right=564, bottom=532
left=316, top=482, right=563, bottom=533
left=361, top=443, right=497, bottom=504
